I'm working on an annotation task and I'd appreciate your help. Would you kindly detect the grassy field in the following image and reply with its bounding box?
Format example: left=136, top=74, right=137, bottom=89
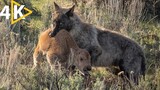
left=0, top=0, right=160, bottom=90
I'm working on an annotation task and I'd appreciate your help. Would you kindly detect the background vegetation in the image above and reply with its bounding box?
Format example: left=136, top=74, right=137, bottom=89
left=0, top=0, right=160, bottom=90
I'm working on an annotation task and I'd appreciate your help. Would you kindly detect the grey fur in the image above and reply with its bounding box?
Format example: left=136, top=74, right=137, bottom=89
left=50, top=3, right=146, bottom=84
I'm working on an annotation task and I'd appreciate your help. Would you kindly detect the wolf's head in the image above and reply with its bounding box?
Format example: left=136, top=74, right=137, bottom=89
left=50, top=2, right=75, bottom=37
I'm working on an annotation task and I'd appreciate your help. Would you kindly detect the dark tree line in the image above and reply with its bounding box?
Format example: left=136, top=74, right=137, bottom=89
left=73, top=0, right=160, bottom=21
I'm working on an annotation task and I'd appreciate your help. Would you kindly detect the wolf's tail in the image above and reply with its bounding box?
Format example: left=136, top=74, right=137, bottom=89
left=141, top=54, right=146, bottom=80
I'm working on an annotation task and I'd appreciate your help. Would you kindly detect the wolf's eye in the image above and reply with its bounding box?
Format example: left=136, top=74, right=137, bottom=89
left=59, top=22, right=63, bottom=26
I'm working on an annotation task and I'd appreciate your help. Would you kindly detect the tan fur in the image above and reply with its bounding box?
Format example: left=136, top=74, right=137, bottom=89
left=33, top=28, right=91, bottom=74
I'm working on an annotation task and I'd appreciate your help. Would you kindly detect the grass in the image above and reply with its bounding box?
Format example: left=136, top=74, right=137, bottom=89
left=0, top=0, right=160, bottom=90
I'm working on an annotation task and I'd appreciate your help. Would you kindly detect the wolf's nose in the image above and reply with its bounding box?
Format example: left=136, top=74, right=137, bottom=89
left=49, top=32, right=53, bottom=37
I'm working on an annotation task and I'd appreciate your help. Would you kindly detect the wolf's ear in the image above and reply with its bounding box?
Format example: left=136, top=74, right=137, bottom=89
left=54, top=2, right=61, bottom=12
left=65, top=5, right=75, bottom=17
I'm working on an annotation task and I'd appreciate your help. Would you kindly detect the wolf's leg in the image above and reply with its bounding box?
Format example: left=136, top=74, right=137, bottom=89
left=87, top=46, right=102, bottom=64
left=119, top=51, right=141, bottom=85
